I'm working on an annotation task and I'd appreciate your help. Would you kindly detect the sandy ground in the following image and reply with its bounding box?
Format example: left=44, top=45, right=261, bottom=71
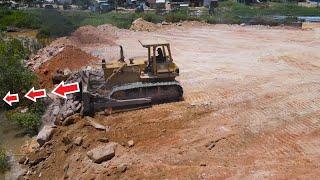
left=110, top=24, right=320, bottom=179
left=27, top=24, right=320, bottom=179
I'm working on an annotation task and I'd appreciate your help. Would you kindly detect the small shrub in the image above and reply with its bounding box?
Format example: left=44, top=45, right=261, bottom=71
left=0, top=9, right=40, bottom=30
left=165, top=9, right=189, bottom=23
left=0, top=147, right=9, bottom=173
left=204, top=16, right=217, bottom=24
left=36, top=10, right=76, bottom=38
left=141, top=12, right=164, bottom=24
left=283, top=16, right=298, bottom=25
left=80, top=12, right=137, bottom=29
left=204, top=14, right=241, bottom=24
left=7, top=112, right=41, bottom=134
left=251, top=16, right=279, bottom=26
left=29, top=101, right=46, bottom=115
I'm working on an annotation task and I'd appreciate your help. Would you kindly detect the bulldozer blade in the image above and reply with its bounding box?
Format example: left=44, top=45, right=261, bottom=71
left=95, top=98, right=152, bottom=108
left=104, top=105, right=151, bottom=115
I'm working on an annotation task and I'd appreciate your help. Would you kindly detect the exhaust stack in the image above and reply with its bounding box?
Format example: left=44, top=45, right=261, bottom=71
left=119, top=45, right=125, bottom=62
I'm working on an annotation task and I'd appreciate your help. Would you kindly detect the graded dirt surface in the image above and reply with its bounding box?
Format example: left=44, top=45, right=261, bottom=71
left=26, top=24, right=320, bottom=179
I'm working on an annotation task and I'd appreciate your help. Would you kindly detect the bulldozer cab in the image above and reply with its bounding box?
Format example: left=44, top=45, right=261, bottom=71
left=139, top=39, right=177, bottom=76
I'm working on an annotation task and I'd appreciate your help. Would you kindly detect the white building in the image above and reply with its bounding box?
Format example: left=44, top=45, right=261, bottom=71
left=57, top=0, right=72, bottom=4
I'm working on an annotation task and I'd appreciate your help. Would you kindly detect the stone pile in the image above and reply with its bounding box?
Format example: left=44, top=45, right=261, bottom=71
left=130, top=18, right=159, bottom=32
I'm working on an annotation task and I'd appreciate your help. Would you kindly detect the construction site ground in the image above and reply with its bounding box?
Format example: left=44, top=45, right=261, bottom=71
left=28, top=23, right=320, bottom=179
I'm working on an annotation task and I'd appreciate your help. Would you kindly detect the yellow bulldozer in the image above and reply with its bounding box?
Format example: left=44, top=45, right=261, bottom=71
left=81, top=39, right=183, bottom=115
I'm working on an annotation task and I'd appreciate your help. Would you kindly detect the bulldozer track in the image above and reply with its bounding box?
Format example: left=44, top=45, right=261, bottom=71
left=109, top=81, right=183, bottom=99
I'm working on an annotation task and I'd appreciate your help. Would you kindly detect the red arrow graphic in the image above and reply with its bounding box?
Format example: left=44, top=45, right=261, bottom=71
left=25, top=87, right=47, bottom=102
left=3, top=91, right=19, bottom=106
left=52, top=81, right=80, bottom=99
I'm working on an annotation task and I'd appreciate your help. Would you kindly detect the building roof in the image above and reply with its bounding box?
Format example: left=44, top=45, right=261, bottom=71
left=139, top=39, right=169, bottom=47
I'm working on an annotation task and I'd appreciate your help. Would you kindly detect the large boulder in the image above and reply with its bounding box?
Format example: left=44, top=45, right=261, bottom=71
left=36, top=126, right=55, bottom=146
left=62, top=113, right=79, bottom=126
left=86, top=143, right=117, bottom=164
left=130, top=18, right=159, bottom=32
left=85, top=116, right=109, bottom=131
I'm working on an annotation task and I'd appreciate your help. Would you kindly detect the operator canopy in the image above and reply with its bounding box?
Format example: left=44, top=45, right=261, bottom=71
left=139, top=39, right=169, bottom=48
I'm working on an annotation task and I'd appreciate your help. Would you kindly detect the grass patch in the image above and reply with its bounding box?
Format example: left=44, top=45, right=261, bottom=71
left=68, top=11, right=163, bottom=28
left=209, top=1, right=320, bottom=25
left=165, top=9, right=195, bottom=22
left=5, top=100, right=45, bottom=135
left=0, top=146, right=9, bottom=173
left=78, top=12, right=138, bottom=29
left=0, top=9, right=162, bottom=38
left=6, top=111, right=41, bottom=135
left=0, top=8, right=39, bottom=30
left=203, top=13, right=241, bottom=24
left=216, top=1, right=320, bottom=17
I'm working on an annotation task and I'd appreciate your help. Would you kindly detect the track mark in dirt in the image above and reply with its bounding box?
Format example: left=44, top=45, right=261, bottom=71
left=260, top=54, right=320, bottom=72
left=99, top=102, right=213, bottom=147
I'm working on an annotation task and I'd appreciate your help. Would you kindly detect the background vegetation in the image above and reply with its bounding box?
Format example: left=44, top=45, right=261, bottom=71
left=1, top=2, right=319, bottom=39
left=0, top=37, right=43, bottom=134
left=0, top=38, right=37, bottom=105
left=6, top=111, right=41, bottom=134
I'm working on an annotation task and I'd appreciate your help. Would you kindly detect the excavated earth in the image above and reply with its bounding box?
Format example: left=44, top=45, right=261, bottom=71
left=24, top=23, right=320, bottom=179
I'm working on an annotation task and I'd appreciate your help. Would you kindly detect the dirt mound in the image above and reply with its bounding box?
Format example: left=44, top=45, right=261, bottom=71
left=27, top=42, right=67, bottom=71
left=27, top=24, right=119, bottom=70
left=130, top=18, right=159, bottom=32
left=36, top=46, right=100, bottom=88
left=180, top=20, right=208, bottom=27
left=302, top=22, right=320, bottom=30
left=97, top=24, right=120, bottom=37
left=69, top=25, right=117, bottom=45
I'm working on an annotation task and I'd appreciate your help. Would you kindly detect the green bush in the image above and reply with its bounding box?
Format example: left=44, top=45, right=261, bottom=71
left=79, top=12, right=137, bottom=29
left=34, top=10, right=76, bottom=38
left=0, top=38, right=38, bottom=108
left=141, top=12, right=164, bottom=24
left=0, top=147, right=9, bottom=173
left=29, top=101, right=46, bottom=116
left=251, top=16, right=278, bottom=26
left=0, top=8, right=40, bottom=30
left=204, top=16, right=217, bottom=24
left=202, top=13, right=241, bottom=24
left=283, top=16, right=298, bottom=25
left=165, top=9, right=189, bottom=23
left=217, top=1, right=320, bottom=17
left=7, top=112, right=41, bottom=134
